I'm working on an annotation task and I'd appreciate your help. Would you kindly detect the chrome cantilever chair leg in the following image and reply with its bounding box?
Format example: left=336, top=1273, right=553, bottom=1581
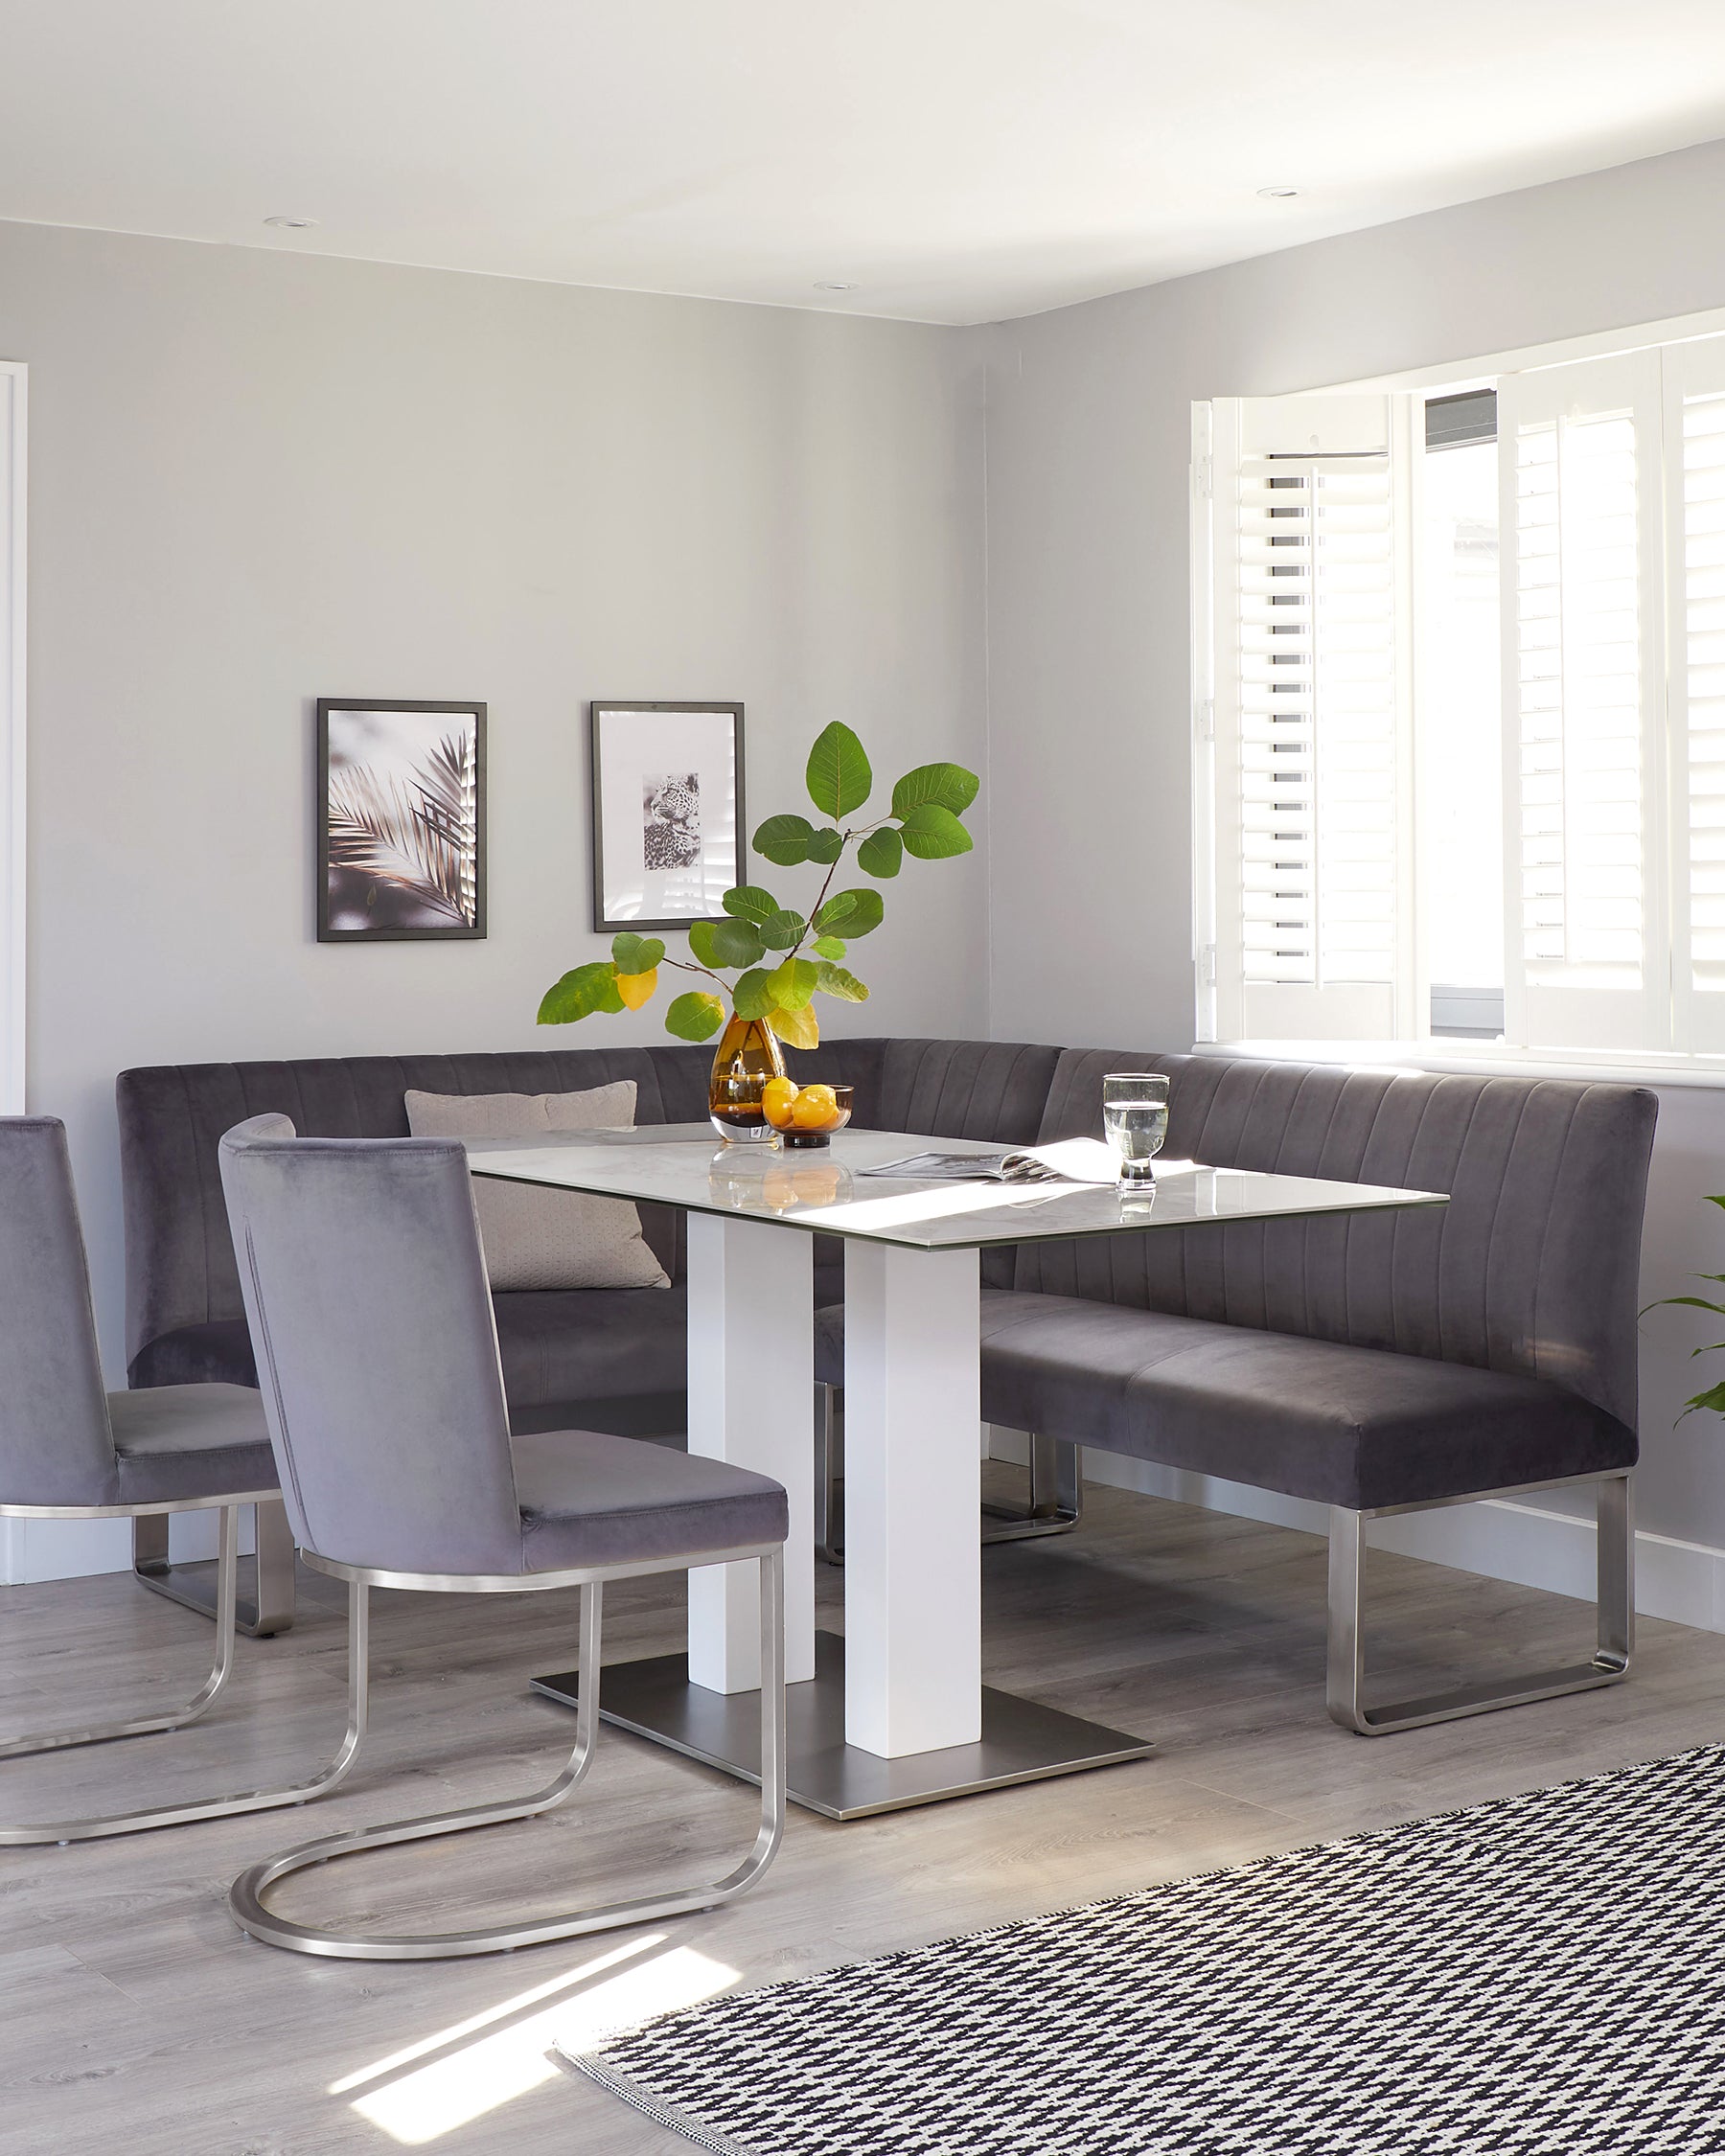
left=816, top=1383, right=1081, bottom=1565
left=0, top=1507, right=365, bottom=1844
left=230, top=1546, right=788, bottom=1961
left=134, top=1496, right=298, bottom=1637
left=1326, top=1471, right=1634, bottom=1736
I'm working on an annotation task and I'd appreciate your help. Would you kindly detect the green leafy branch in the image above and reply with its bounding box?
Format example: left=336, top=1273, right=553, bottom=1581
left=1645, top=1193, right=1725, bottom=1420
left=538, top=722, right=978, bottom=1049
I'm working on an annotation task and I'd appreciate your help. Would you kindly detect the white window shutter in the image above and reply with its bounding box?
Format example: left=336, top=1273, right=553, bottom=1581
left=1498, top=353, right=1668, bottom=1053
left=1664, top=337, right=1725, bottom=1054
left=1206, top=394, right=1416, bottom=1042
left=1190, top=400, right=1219, bottom=1042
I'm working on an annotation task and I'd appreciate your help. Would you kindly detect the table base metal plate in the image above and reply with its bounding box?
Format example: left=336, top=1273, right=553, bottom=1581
left=531, top=1630, right=1154, bottom=1821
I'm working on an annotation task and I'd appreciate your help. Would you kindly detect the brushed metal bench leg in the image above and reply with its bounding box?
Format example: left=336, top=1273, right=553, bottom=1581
left=1, top=1510, right=363, bottom=1844
left=1326, top=1472, right=1634, bottom=1736
left=816, top=1386, right=1082, bottom=1565
left=981, top=1432, right=1084, bottom=1545
left=134, top=1497, right=297, bottom=1637
left=230, top=1549, right=788, bottom=1961
left=816, top=1382, right=845, bottom=1565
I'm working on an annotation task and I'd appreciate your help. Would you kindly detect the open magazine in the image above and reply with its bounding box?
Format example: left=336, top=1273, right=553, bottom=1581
left=860, top=1136, right=1132, bottom=1186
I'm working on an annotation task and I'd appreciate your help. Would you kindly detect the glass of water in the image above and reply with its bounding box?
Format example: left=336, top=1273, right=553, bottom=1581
left=1102, top=1072, right=1169, bottom=1186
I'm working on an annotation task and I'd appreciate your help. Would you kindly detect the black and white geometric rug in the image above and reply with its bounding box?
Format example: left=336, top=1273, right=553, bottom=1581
left=562, top=1744, right=1725, bottom=2154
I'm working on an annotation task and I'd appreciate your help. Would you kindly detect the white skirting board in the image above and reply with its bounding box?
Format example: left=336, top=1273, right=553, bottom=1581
left=987, top=1430, right=1725, bottom=1634
left=0, top=1508, right=256, bottom=1586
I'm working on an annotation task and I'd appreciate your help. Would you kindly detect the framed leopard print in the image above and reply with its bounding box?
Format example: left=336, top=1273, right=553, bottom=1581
left=589, top=701, right=745, bottom=932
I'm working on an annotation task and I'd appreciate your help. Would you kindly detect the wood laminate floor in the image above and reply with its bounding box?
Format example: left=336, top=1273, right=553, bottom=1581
left=4, top=1471, right=1721, bottom=2155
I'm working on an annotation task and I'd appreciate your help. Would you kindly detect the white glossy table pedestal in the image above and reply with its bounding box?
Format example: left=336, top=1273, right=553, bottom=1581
left=471, top=1123, right=1447, bottom=1819
left=684, top=1212, right=817, bottom=1693
left=841, top=1240, right=982, bottom=1756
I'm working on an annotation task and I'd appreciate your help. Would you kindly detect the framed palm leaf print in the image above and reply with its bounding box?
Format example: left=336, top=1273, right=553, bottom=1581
left=316, top=699, right=486, bottom=940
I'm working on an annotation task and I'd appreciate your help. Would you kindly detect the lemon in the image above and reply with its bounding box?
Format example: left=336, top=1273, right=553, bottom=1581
left=761, top=1075, right=800, bottom=1130
left=791, top=1083, right=840, bottom=1130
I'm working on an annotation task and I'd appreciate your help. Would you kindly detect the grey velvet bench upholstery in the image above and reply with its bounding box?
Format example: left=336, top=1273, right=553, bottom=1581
left=116, top=1039, right=1064, bottom=1631
left=816, top=1051, right=1657, bottom=1734
left=120, top=1039, right=1657, bottom=1736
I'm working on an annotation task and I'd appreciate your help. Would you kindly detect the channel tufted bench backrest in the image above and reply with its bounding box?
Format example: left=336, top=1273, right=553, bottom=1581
left=118, top=1048, right=704, bottom=1377
left=124, top=1041, right=1644, bottom=1419
left=1021, top=1050, right=1657, bottom=1429
left=117, top=1037, right=1061, bottom=1383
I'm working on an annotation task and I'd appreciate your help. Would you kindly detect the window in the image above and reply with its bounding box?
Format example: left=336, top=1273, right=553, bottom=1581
left=1499, top=352, right=1664, bottom=1053
left=1193, top=332, right=1725, bottom=1067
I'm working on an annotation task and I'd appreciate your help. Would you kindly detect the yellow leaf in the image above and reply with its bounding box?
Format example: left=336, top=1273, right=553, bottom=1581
left=615, top=967, right=658, bottom=1010
left=767, top=1003, right=819, bottom=1051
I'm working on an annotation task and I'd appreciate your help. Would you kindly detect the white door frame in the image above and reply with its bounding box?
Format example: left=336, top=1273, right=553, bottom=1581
left=0, top=361, right=24, bottom=1590
left=0, top=360, right=23, bottom=1116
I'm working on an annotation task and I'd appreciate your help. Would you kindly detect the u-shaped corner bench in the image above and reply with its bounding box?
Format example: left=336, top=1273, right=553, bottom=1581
left=117, top=1039, right=1655, bottom=1732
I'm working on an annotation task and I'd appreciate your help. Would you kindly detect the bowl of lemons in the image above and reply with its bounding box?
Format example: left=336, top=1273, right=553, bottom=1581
left=761, top=1078, right=854, bottom=1148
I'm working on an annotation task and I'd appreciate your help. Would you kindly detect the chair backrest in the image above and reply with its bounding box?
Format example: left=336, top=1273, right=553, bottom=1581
left=0, top=1118, right=120, bottom=1508
left=218, top=1115, right=527, bottom=1576
left=1022, top=1052, right=1658, bottom=1429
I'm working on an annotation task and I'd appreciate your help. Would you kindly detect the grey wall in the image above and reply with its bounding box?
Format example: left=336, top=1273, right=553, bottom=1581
left=979, top=134, right=1725, bottom=1567
left=0, top=220, right=986, bottom=1380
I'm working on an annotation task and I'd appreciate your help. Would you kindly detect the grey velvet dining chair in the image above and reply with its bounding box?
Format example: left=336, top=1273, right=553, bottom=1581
left=0, top=1116, right=364, bottom=1844
left=217, top=1114, right=789, bottom=1961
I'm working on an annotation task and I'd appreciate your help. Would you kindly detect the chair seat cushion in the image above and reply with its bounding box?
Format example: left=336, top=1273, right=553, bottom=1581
left=511, top=1429, right=787, bottom=1571
left=130, top=1286, right=691, bottom=1412
left=107, top=1383, right=279, bottom=1507
left=814, top=1290, right=1637, bottom=1511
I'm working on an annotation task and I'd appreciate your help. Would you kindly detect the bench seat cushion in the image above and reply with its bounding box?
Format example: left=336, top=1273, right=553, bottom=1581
left=814, top=1291, right=1637, bottom=1512
left=133, top=1285, right=690, bottom=1411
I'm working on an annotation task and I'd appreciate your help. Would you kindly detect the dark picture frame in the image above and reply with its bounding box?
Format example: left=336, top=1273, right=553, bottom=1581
left=316, top=699, right=487, bottom=942
left=589, top=700, right=746, bottom=932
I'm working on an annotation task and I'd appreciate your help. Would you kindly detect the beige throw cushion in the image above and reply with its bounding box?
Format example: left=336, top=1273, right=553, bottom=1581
left=404, top=1083, right=670, bottom=1292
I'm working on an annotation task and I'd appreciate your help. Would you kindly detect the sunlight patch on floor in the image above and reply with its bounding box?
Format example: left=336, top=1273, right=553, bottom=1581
left=342, top=1938, right=740, bottom=2143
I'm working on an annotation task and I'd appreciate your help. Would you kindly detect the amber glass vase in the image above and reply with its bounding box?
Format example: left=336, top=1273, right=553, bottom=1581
left=708, top=1015, right=786, bottom=1141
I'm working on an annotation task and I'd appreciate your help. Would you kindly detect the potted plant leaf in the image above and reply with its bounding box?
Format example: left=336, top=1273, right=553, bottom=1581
left=1647, top=1194, right=1725, bottom=1421
left=540, top=722, right=978, bottom=1139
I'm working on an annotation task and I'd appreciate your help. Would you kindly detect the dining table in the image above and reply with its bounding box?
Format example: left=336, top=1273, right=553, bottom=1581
left=468, top=1123, right=1448, bottom=1819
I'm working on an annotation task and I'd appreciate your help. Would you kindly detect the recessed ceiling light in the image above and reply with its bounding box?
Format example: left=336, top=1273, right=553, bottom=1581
left=814, top=282, right=857, bottom=292
left=263, top=215, right=318, bottom=229
left=1256, top=187, right=1300, bottom=200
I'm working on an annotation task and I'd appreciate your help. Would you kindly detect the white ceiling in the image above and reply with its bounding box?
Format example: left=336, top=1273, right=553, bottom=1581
left=4, top=0, right=1725, bottom=326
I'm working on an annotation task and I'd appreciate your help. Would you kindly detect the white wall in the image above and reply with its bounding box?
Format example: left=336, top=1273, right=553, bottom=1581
left=0, top=218, right=985, bottom=1375
left=980, top=135, right=1725, bottom=1580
